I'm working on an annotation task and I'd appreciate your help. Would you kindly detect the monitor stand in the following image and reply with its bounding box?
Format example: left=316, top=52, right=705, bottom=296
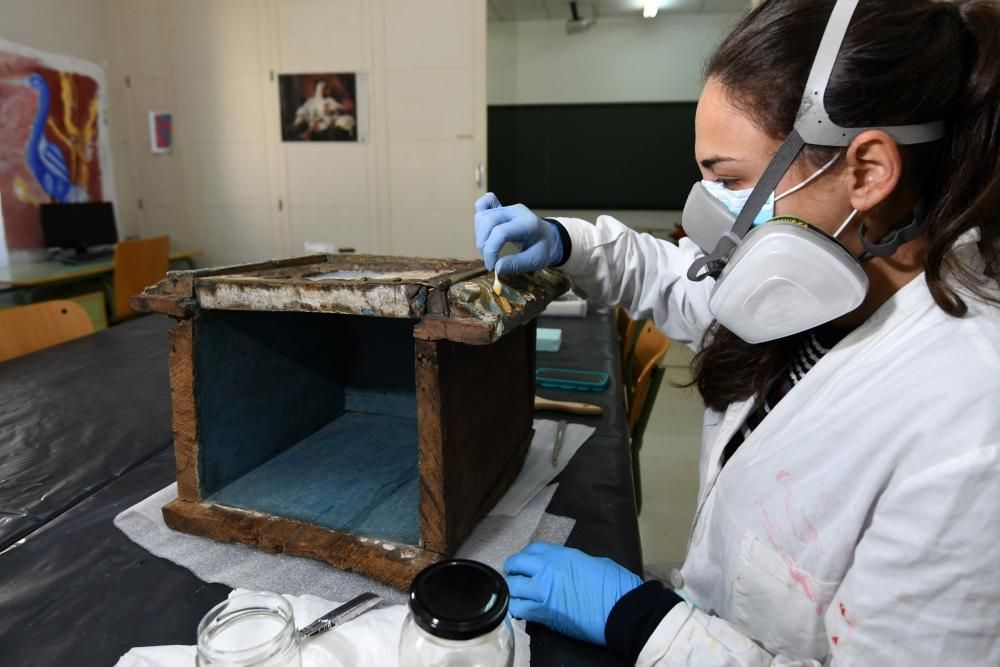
left=56, top=245, right=115, bottom=265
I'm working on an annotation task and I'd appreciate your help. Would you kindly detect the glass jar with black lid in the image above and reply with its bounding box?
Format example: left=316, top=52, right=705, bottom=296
left=399, top=559, right=514, bottom=667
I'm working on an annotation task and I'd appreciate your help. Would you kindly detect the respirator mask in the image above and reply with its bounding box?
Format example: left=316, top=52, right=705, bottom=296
left=680, top=0, right=944, bottom=344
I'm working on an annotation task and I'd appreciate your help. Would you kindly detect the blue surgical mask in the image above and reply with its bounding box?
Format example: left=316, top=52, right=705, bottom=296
left=700, top=180, right=775, bottom=227
left=699, top=151, right=843, bottom=229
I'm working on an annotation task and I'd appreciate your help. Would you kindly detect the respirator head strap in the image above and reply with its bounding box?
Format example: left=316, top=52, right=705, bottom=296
left=795, top=0, right=945, bottom=147
left=686, top=233, right=739, bottom=282
left=859, top=206, right=925, bottom=258
left=686, top=0, right=943, bottom=284
left=730, top=130, right=807, bottom=239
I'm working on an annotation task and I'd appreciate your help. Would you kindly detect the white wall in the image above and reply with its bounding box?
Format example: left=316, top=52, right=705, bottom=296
left=114, top=0, right=287, bottom=266
left=115, top=0, right=486, bottom=267
left=488, top=13, right=735, bottom=105
left=0, top=0, right=139, bottom=240
left=273, top=0, right=376, bottom=258
left=380, top=0, right=487, bottom=260
left=487, top=14, right=735, bottom=226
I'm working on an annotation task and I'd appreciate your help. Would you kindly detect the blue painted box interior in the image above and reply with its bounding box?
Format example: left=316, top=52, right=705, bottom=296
left=194, top=310, right=421, bottom=545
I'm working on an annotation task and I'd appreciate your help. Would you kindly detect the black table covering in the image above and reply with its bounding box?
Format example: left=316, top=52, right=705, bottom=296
left=0, top=309, right=640, bottom=666
left=0, top=448, right=230, bottom=665
left=0, top=316, right=174, bottom=550
left=529, top=311, right=644, bottom=666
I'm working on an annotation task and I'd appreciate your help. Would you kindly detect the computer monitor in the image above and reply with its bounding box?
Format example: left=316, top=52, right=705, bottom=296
left=40, top=202, right=119, bottom=255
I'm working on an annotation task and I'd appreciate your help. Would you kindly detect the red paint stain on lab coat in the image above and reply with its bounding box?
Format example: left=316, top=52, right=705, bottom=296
left=758, top=500, right=829, bottom=604
left=832, top=635, right=840, bottom=646
left=839, top=602, right=856, bottom=627
left=788, top=566, right=819, bottom=601
left=773, top=470, right=821, bottom=545
left=786, top=492, right=820, bottom=545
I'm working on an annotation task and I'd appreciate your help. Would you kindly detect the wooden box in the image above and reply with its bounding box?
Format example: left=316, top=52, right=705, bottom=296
left=132, top=254, right=569, bottom=590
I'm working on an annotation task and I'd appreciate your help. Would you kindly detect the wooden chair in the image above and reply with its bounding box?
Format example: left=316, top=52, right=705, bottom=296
left=111, top=235, right=170, bottom=321
left=627, top=320, right=671, bottom=514
left=616, top=309, right=645, bottom=396
left=0, top=300, right=94, bottom=362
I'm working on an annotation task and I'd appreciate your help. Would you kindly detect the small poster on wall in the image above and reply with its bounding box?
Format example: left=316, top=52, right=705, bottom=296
left=149, top=111, right=173, bottom=154
left=278, top=72, right=367, bottom=142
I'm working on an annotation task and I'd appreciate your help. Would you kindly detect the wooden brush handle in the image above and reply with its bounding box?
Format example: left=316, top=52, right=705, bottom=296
left=534, top=395, right=604, bottom=416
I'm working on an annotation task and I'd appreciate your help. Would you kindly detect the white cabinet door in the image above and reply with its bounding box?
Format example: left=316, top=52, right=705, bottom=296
left=274, top=0, right=376, bottom=256
left=119, top=0, right=486, bottom=264
left=167, top=0, right=280, bottom=266
left=381, top=0, right=486, bottom=259
left=118, top=2, right=188, bottom=246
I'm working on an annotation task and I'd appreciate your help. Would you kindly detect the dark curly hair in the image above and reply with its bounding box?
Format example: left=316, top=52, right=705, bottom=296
left=692, top=0, right=1000, bottom=412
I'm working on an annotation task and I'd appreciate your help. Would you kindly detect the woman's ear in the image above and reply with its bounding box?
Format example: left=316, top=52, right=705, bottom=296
left=845, top=130, right=903, bottom=215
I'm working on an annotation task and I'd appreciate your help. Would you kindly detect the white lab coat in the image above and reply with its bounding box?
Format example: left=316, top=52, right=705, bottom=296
left=556, top=215, right=1000, bottom=666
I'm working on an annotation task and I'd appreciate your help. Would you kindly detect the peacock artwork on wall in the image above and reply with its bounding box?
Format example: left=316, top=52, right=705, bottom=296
left=0, top=38, right=111, bottom=254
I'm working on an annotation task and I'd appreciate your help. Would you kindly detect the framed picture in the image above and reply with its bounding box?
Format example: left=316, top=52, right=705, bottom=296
left=149, top=111, right=173, bottom=154
left=278, top=72, right=367, bottom=142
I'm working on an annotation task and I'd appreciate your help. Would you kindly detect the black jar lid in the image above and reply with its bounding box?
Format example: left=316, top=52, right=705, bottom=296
left=408, top=559, right=510, bottom=640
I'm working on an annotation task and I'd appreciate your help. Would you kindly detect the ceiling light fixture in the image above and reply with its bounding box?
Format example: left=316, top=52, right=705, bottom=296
left=643, top=1, right=659, bottom=18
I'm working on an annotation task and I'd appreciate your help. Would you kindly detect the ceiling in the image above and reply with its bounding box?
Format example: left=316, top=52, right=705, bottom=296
left=487, top=0, right=752, bottom=21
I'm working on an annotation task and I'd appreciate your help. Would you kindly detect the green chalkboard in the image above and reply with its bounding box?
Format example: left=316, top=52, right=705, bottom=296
left=487, top=102, right=700, bottom=210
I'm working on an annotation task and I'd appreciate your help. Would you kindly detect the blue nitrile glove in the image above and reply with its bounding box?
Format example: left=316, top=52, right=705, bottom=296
left=503, top=541, right=642, bottom=646
left=474, top=192, right=564, bottom=275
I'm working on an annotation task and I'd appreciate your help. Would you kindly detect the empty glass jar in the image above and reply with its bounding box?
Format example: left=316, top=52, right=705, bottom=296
left=196, top=591, right=302, bottom=667
left=399, top=559, right=514, bottom=667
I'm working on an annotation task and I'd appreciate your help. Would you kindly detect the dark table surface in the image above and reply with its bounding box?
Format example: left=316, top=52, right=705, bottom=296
left=0, top=315, right=174, bottom=550
left=0, top=310, right=639, bottom=666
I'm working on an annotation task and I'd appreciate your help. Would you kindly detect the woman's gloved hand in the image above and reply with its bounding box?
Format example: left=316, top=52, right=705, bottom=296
left=474, top=192, right=564, bottom=275
left=503, top=542, right=642, bottom=646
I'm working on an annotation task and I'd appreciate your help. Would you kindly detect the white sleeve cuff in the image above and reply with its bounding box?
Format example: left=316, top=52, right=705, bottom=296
left=636, top=602, right=697, bottom=667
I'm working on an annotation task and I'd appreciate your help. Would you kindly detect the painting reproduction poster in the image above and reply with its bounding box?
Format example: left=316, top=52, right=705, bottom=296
left=0, top=38, right=114, bottom=257
left=279, top=72, right=368, bottom=142
left=149, top=111, right=172, bottom=153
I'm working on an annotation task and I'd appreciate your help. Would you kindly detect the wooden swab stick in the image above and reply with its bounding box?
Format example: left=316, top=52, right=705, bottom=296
left=534, top=395, right=604, bottom=416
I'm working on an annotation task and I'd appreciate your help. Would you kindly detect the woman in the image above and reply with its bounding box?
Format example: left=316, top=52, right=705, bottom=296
left=473, top=0, right=1000, bottom=664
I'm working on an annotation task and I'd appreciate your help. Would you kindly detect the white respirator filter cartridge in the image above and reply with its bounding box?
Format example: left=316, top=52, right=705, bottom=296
left=708, top=220, right=869, bottom=343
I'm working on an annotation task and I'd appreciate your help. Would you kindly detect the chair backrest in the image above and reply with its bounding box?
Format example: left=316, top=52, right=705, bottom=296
left=113, top=235, right=170, bottom=320
left=0, top=300, right=94, bottom=362
left=628, top=321, right=671, bottom=434
left=618, top=311, right=645, bottom=396
left=623, top=318, right=642, bottom=359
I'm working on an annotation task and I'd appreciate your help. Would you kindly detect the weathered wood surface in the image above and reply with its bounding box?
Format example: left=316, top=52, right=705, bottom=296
left=130, top=255, right=333, bottom=318
left=194, top=279, right=431, bottom=319
left=419, top=323, right=536, bottom=552
left=445, top=271, right=567, bottom=343
left=131, top=253, right=569, bottom=343
left=162, top=498, right=441, bottom=591
left=415, top=338, right=447, bottom=554
left=169, top=320, right=200, bottom=501
left=138, top=254, right=563, bottom=589
left=412, top=316, right=493, bottom=345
